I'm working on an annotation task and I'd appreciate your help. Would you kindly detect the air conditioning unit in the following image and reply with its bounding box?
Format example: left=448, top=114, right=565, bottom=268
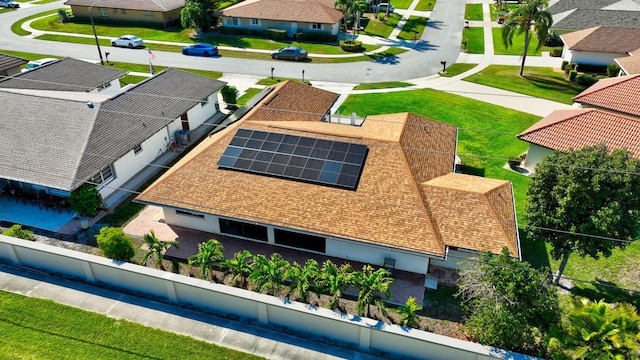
left=175, top=130, right=190, bottom=146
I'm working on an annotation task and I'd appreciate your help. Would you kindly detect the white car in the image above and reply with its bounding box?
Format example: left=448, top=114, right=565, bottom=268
left=111, top=35, right=144, bottom=48
left=371, top=2, right=395, bottom=13
left=24, top=58, right=58, bottom=71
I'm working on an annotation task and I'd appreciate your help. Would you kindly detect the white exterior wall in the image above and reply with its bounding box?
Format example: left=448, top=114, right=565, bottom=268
left=164, top=208, right=219, bottom=233
left=563, top=48, right=626, bottom=66
left=89, top=78, right=122, bottom=95
left=429, top=248, right=476, bottom=270
left=522, top=143, right=554, bottom=171
left=184, top=93, right=219, bottom=130
left=222, top=17, right=338, bottom=37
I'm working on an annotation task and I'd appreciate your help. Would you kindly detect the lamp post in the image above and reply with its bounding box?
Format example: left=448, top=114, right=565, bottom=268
left=89, top=0, right=104, bottom=65
left=302, top=69, right=305, bottom=83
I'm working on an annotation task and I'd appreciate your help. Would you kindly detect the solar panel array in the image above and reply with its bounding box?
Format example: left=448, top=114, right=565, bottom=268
left=217, top=128, right=368, bottom=189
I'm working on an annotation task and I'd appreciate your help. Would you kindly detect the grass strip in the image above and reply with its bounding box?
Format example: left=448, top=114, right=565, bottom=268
left=439, top=63, right=476, bottom=77
left=237, top=88, right=263, bottom=105
left=353, top=81, right=413, bottom=90
left=11, top=8, right=61, bottom=36
left=397, top=16, right=428, bottom=40
left=461, top=27, right=484, bottom=54
left=464, top=4, right=483, bottom=20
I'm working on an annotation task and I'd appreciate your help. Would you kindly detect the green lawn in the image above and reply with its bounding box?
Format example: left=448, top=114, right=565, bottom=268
left=462, top=27, right=483, bottom=54
left=353, top=81, right=413, bottom=90
left=414, top=0, right=435, bottom=11
left=397, top=16, right=428, bottom=40
left=119, top=74, right=150, bottom=86
left=11, top=8, right=61, bottom=35
left=464, top=4, right=483, bottom=20
left=390, top=0, right=413, bottom=9
left=237, top=87, right=263, bottom=105
left=363, top=13, right=401, bottom=38
left=492, top=28, right=556, bottom=56
left=463, top=65, right=586, bottom=104
left=439, top=63, right=476, bottom=77
left=490, top=3, right=519, bottom=18
left=0, top=291, right=263, bottom=359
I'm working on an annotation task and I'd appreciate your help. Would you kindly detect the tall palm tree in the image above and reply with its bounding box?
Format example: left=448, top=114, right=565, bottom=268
left=397, top=296, right=422, bottom=328
left=318, top=260, right=354, bottom=310
left=221, top=250, right=253, bottom=287
left=285, top=259, right=319, bottom=303
left=501, top=0, right=553, bottom=76
left=248, top=253, right=290, bottom=296
left=334, top=0, right=353, bottom=34
left=353, top=265, right=394, bottom=318
left=550, top=298, right=640, bottom=359
left=351, top=0, right=368, bottom=41
left=188, top=239, right=225, bottom=281
left=140, top=229, right=179, bottom=270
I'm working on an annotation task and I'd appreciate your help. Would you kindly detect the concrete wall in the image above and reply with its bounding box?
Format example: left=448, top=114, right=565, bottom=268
left=522, top=144, right=554, bottom=171
left=0, top=235, right=538, bottom=360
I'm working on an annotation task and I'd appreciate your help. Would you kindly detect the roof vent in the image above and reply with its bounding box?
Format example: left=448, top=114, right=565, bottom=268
left=86, top=102, right=94, bottom=109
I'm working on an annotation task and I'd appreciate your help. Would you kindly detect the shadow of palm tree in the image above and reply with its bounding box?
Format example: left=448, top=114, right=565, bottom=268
left=571, top=278, right=640, bottom=305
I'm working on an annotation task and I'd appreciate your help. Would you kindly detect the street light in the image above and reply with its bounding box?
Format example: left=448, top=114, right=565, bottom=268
left=88, top=0, right=104, bottom=65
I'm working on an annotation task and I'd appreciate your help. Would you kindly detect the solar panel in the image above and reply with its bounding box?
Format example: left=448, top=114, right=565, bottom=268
left=217, top=128, right=368, bottom=190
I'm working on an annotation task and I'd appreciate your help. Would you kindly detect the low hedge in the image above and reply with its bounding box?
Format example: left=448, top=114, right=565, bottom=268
left=266, top=28, right=287, bottom=41
left=339, top=40, right=364, bottom=52
left=550, top=47, right=562, bottom=57
left=296, top=31, right=338, bottom=43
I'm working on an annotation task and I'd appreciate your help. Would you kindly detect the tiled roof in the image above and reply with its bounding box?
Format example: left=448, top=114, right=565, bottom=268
left=616, top=49, right=640, bottom=75
left=517, top=108, right=640, bottom=158
left=242, top=80, right=339, bottom=122
left=572, top=74, right=640, bottom=117
left=64, top=0, right=185, bottom=11
left=560, top=27, right=640, bottom=53
left=0, top=57, right=126, bottom=92
left=0, top=68, right=225, bottom=192
left=422, top=173, right=519, bottom=256
left=548, top=0, right=640, bottom=30
left=0, top=54, right=28, bottom=72
left=137, top=103, right=519, bottom=258
left=218, top=0, right=344, bottom=24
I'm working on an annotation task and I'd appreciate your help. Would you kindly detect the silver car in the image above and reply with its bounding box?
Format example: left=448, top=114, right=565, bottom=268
left=271, top=46, right=308, bottom=61
left=111, top=35, right=144, bottom=48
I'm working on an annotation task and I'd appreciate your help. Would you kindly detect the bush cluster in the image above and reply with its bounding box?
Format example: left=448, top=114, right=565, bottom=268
left=340, top=40, right=364, bottom=52
left=218, top=27, right=336, bottom=43
left=550, top=47, right=562, bottom=57
left=265, top=28, right=287, bottom=41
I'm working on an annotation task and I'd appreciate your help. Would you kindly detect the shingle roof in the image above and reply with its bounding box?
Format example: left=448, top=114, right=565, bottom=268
left=63, top=0, right=184, bottom=12
left=242, top=80, right=339, bottom=122
left=218, top=0, right=344, bottom=24
left=137, top=102, right=520, bottom=258
left=0, top=57, right=126, bottom=92
left=0, top=68, right=225, bottom=192
left=0, top=54, right=28, bottom=72
left=616, top=49, right=640, bottom=75
left=548, top=0, right=640, bottom=30
left=517, top=108, right=640, bottom=158
left=572, top=74, right=640, bottom=117
left=560, top=27, right=640, bottom=53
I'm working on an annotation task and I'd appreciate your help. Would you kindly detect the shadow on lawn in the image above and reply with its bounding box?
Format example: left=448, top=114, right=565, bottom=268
left=571, top=279, right=640, bottom=305
left=519, top=228, right=551, bottom=271
left=523, top=75, right=585, bottom=94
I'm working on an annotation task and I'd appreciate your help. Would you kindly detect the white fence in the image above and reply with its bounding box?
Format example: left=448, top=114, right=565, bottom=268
left=0, top=235, right=538, bottom=360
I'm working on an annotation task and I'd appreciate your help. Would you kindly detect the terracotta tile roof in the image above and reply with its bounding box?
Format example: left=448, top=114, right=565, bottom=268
left=616, top=49, right=640, bottom=75
left=572, top=74, right=640, bottom=117
left=0, top=54, right=27, bottom=72
left=63, top=0, right=184, bottom=12
left=242, top=80, right=339, bottom=122
left=560, top=27, right=640, bottom=53
left=138, top=103, right=519, bottom=258
left=422, top=173, right=519, bottom=256
left=218, top=0, right=344, bottom=24
left=517, top=108, right=640, bottom=158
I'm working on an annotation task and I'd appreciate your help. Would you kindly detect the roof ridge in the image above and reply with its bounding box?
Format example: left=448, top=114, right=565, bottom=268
left=574, top=74, right=640, bottom=101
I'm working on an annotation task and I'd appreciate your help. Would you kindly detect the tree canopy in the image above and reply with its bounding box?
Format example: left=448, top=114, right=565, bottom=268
left=526, top=144, right=640, bottom=282
left=181, top=0, right=212, bottom=33
left=456, top=247, right=559, bottom=353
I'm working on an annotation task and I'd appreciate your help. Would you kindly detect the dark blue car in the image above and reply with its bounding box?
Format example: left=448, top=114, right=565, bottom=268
left=182, top=43, right=218, bottom=57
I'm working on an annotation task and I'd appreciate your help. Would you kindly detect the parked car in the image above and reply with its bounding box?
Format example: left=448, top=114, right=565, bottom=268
left=24, top=58, right=58, bottom=71
left=0, top=0, right=19, bottom=8
left=182, top=43, right=218, bottom=56
left=271, top=46, right=308, bottom=61
left=496, top=13, right=508, bottom=24
left=371, top=3, right=394, bottom=13
left=111, top=35, right=144, bottom=48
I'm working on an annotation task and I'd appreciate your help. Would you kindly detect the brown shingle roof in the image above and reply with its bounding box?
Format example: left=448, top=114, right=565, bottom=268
left=517, top=108, right=640, bottom=158
left=572, top=74, right=640, bottom=117
left=63, top=0, right=184, bottom=12
left=243, top=80, right=339, bottom=122
left=137, top=104, right=519, bottom=258
left=560, top=26, right=640, bottom=53
left=616, top=49, right=640, bottom=75
left=219, top=0, right=344, bottom=23
left=0, top=54, right=28, bottom=72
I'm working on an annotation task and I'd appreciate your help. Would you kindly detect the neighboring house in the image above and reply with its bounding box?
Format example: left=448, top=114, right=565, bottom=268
left=560, top=27, right=640, bottom=66
left=518, top=74, right=640, bottom=170
left=136, top=81, right=521, bottom=279
left=0, top=57, right=125, bottom=95
left=547, top=0, right=640, bottom=32
left=64, top=0, right=184, bottom=28
left=0, top=54, right=28, bottom=77
left=615, top=49, right=640, bottom=75
left=0, top=68, right=226, bottom=209
left=217, top=0, right=343, bottom=37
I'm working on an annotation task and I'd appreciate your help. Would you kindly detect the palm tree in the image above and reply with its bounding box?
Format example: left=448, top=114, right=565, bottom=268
left=188, top=239, right=225, bottom=280
left=351, top=0, right=368, bottom=41
left=353, top=265, right=394, bottom=318
left=285, top=259, right=319, bottom=303
left=501, top=0, right=553, bottom=76
left=140, top=229, right=179, bottom=270
left=334, top=0, right=353, bottom=34
left=549, top=298, right=640, bottom=359
left=221, top=250, right=253, bottom=287
left=248, top=253, right=290, bottom=296
left=318, top=260, right=354, bottom=310
left=397, top=297, right=422, bottom=328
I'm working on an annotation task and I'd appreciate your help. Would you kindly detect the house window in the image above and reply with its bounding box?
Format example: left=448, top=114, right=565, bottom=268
left=220, top=219, right=268, bottom=241
left=274, top=229, right=326, bottom=253
left=230, top=17, right=239, bottom=25
left=312, top=23, right=322, bottom=30
left=97, top=8, right=108, bottom=16
left=133, top=144, right=142, bottom=155
left=121, top=9, right=126, bottom=14
left=144, top=11, right=153, bottom=16
left=97, top=82, right=112, bottom=91
left=176, top=209, right=205, bottom=219
left=90, top=165, right=115, bottom=185
left=112, top=8, right=118, bottom=14
left=250, top=18, right=259, bottom=26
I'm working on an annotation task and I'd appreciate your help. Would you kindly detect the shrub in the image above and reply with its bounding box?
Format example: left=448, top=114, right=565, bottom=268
left=297, top=32, right=337, bottom=43
left=265, top=28, right=287, bottom=41
left=550, top=47, right=562, bottom=57
left=378, top=13, right=386, bottom=21
left=2, top=224, right=35, bottom=241
left=544, top=30, right=563, bottom=47
left=221, top=85, right=238, bottom=104
left=96, top=227, right=134, bottom=261
left=575, top=63, right=607, bottom=74
left=568, top=70, right=577, bottom=82
left=68, top=184, right=105, bottom=216
left=340, top=40, right=364, bottom=52
left=575, top=73, right=599, bottom=87
left=564, top=62, right=577, bottom=74
left=607, top=63, right=620, bottom=77
left=561, top=60, right=568, bottom=71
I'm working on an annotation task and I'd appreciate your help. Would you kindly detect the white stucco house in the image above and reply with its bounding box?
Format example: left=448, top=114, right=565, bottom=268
left=560, top=27, right=640, bottom=66
left=0, top=53, right=28, bottom=77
